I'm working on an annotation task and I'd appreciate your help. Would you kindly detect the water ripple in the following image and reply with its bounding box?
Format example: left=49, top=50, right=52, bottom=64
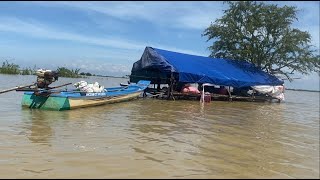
left=0, top=75, right=318, bottom=178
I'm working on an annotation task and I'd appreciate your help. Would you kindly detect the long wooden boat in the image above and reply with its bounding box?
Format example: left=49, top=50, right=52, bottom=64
left=21, top=80, right=150, bottom=111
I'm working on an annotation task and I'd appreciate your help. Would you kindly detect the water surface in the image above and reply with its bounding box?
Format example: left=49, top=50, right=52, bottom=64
left=0, top=74, right=319, bottom=178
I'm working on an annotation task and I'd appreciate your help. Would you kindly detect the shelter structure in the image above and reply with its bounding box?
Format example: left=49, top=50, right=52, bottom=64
left=130, top=47, right=284, bottom=102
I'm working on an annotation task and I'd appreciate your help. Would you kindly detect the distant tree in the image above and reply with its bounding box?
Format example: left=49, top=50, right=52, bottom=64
left=80, top=72, right=92, bottom=76
left=21, top=67, right=32, bottom=75
left=57, top=67, right=81, bottom=78
left=0, top=60, right=20, bottom=74
left=32, top=65, right=38, bottom=75
left=203, top=1, right=320, bottom=81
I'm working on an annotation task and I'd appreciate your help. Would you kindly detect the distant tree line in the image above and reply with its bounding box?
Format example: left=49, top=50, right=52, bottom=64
left=0, top=60, right=94, bottom=78
left=0, top=60, right=34, bottom=75
left=79, top=72, right=95, bottom=76
left=56, top=67, right=82, bottom=78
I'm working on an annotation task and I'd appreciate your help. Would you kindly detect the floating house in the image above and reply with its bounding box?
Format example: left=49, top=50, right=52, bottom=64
left=130, top=47, right=284, bottom=102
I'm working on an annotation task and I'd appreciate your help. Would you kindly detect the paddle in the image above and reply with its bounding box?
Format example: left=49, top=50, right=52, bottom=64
left=0, top=83, right=36, bottom=94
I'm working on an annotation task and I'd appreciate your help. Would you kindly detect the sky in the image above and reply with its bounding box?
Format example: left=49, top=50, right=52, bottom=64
left=0, top=1, right=319, bottom=90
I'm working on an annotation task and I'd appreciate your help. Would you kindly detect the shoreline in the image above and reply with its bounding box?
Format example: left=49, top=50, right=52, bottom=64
left=286, top=88, right=320, bottom=92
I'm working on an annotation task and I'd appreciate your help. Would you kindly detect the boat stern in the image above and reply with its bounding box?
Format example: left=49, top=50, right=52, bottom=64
left=22, top=92, right=71, bottom=111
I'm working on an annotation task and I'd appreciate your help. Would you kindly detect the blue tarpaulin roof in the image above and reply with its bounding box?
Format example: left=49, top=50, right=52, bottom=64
left=131, top=47, right=284, bottom=87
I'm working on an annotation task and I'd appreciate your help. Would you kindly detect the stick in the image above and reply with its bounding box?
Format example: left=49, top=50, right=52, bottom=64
left=15, top=82, right=73, bottom=92
left=0, top=83, right=36, bottom=94
left=48, top=83, right=72, bottom=89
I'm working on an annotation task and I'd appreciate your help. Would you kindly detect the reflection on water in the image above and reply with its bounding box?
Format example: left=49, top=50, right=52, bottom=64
left=22, top=109, right=54, bottom=145
left=0, top=75, right=319, bottom=178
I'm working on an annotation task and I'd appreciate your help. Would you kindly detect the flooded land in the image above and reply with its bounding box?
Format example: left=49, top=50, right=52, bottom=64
left=0, top=74, right=319, bottom=178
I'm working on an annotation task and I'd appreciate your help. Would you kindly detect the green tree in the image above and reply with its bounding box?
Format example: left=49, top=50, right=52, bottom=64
left=57, top=67, right=81, bottom=78
left=85, top=72, right=92, bottom=76
left=21, top=67, right=32, bottom=75
left=0, top=60, right=20, bottom=74
left=32, top=65, right=38, bottom=75
left=202, top=1, right=319, bottom=81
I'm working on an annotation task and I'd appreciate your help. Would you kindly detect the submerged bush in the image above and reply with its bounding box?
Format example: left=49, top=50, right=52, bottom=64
left=0, top=60, right=20, bottom=74
left=0, top=60, right=91, bottom=78
left=56, top=67, right=82, bottom=78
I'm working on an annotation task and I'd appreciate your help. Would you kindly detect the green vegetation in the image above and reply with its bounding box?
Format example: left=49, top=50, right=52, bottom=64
left=0, top=60, right=37, bottom=75
left=203, top=1, right=320, bottom=81
left=0, top=60, right=90, bottom=78
left=21, top=67, right=34, bottom=75
left=0, top=60, right=20, bottom=74
left=56, top=67, right=81, bottom=78
left=80, top=72, right=93, bottom=76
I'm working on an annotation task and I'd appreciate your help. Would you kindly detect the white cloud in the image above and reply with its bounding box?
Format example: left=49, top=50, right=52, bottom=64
left=1, top=2, right=318, bottom=78
left=268, top=1, right=320, bottom=49
left=292, top=2, right=319, bottom=49
left=34, top=1, right=225, bottom=30
left=0, top=16, right=207, bottom=75
left=0, top=17, right=205, bottom=55
left=34, top=1, right=319, bottom=49
left=0, top=17, right=144, bottom=50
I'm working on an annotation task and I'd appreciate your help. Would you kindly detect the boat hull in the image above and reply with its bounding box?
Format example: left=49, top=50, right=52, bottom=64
left=22, top=91, right=142, bottom=111
left=21, top=80, right=150, bottom=111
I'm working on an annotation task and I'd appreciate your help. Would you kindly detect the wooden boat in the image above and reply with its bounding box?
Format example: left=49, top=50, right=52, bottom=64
left=21, top=80, right=150, bottom=111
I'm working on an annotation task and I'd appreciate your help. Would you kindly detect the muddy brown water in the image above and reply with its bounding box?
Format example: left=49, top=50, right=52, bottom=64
left=0, top=74, right=318, bottom=178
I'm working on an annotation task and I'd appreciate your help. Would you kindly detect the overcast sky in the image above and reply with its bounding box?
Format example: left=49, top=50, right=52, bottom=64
left=0, top=1, right=319, bottom=90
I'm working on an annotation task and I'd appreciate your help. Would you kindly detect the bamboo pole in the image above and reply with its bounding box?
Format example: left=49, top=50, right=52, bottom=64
left=48, top=83, right=72, bottom=89
left=15, top=82, right=72, bottom=92
left=0, top=83, right=36, bottom=94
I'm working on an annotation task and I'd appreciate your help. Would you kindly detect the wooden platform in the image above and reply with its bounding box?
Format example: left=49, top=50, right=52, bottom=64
left=146, top=89, right=279, bottom=102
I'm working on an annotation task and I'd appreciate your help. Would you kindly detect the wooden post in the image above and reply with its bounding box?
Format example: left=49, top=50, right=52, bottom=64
left=168, top=77, right=171, bottom=99
left=171, top=75, right=175, bottom=101
left=227, top=86, right=232, bottom=101
left=171, top=73, right=176, bottom=101
left=167, top=73, right=175, bottom=100
left=251, top=89, right=255, bottom=101
left=167, top=85, right=170, bottom=100
left=143, top=90, right=146, bottom=98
